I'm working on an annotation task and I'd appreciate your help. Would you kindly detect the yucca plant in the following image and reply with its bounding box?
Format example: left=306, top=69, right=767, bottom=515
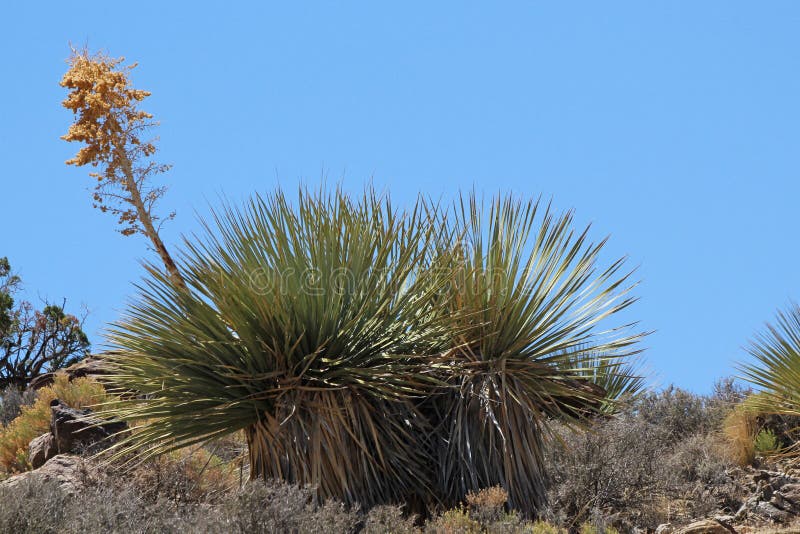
left=426, top=193, right=644, bottom=511
left=740, top=304, right=800, bottom=443
left=97, top=187, right=456, bottom=507
left=96, top=186, right=645, bottom=513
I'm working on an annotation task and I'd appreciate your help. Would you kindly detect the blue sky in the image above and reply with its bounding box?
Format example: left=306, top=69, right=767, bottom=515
left=1, top=2, right=798, bottom=392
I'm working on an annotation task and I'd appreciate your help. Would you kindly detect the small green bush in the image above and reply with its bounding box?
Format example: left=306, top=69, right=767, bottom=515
left=754, top=428, right=780, bottom=454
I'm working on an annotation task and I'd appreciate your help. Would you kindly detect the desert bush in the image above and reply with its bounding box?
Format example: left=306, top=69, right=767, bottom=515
left=0, top=476, right=69, bottom=533
left=529, top=522, right=565, bottom=534
left=546, top=387, right=744, bottom=530
left=0, top=476, right=362, bottom=534
left=465, top=486, right=509, bottom=524
left=635, top=386, right=725, bottom=440
left=218, top=480, right=360, bottom=534
left=63, top=485, right=188, bottom=533
left=665, top=433, right=732, bottom=486
left=425, top=506, right=483, bottom=534
left=0, top=374, right=107, bottom=472
left=362, top=505, right=421, bottom=534
left=578, top=524, right=620, bottom=534
left=0, top=471, right=575, bottom=534
left=0, top=385, right=36, bottom=426
left=125, top=445, right=239, bottom=504
left=711, top=377, right=751, bottom=406
left=545, top=415, right=667, bottom=527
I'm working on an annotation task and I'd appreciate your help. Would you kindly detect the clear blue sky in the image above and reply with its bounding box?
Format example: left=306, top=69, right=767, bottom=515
left=1, top=2, right=798, bottom=392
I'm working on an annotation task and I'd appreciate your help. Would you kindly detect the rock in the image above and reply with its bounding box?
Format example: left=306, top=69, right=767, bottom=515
left=24, top=399, right=127, bottom=475
left=28, top=432, right=57, bottom=469
left=753, top=471, right=773, bottom=484
left=772, top=491, right=787, bottom=509
left=49, top=399, right=127, bottom=453
left=656, top=524, right=673, bottom=534
left=754, top=501, right=793, bottom=523
left=675, top=519, right=736, bottom=534
left=734, top=502, right=749, bottom=521
left=0, top=454, right=87, bottom=494
left=778, top=483, right=800, bottom=508
left=29, top=356, right=108, bottom=390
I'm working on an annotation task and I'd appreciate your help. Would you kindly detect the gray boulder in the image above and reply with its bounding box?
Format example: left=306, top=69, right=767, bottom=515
left=25, top=398, right=127, bottom=470
left=28, top=432, right=57, bottom=469
left=0, top=454, right=88, bottom=494
left=49, top=399, right=127, bottom=454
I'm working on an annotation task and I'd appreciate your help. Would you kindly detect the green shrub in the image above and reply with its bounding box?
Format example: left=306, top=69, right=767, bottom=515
left=425, top=506, right=482, bottom=534
left=754, top=428, right=780, bottom=454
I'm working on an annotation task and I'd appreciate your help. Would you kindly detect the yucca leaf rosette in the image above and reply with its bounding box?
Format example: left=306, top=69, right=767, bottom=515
left=100, top=187, right=453, bottom=506
left=427, top=193, right=644, bottom=511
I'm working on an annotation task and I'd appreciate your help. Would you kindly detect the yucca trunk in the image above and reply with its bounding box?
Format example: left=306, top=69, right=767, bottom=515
left=434, top=371, right=549, bottom=510
left=245, top=389, right=431, bottom=507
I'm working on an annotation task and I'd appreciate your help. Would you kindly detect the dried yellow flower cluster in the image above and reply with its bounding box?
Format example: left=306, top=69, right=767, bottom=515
left=60, top=48, right=183, bottom=284
left=61, top=51, right=154, bottom=168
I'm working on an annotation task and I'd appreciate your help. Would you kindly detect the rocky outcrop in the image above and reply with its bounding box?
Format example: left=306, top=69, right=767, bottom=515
left=0, top=454, right=88, bottom=494
left=674, top=518, right=737, bottom=534
left=27, top=399, right=127, bottom=468
left=733, top=468, right=800, bottom=523
left=29, top=355, right=109, bottom=390
left=28, top=432, right=58, bottom=469
left=654, top=465, right=800, bottom=534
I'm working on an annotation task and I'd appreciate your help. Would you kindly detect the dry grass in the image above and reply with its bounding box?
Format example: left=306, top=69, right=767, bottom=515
left=723, top=405, right=758, bottom=466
